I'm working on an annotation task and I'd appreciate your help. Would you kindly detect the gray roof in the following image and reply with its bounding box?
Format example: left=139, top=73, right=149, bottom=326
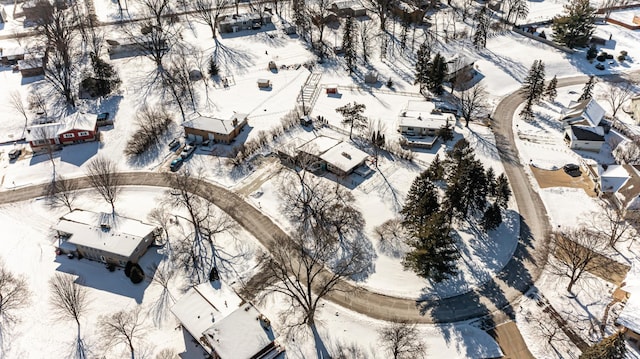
left=570, top=125, right=605, bottom=141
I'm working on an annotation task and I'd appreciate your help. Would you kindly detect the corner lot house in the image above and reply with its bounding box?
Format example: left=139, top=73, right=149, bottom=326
left=218, top=13, right=272, bottom=33
left=26, top=112, right=98, bottom=152
left=171, top=282, right=284, bottom=359
left=182, top=113, right=248, bottom=144
left=297, top=136, right=369, bottom=176
left=398, top=100, right=454, bottom=148
left=55, top=209, right=159, bottom=266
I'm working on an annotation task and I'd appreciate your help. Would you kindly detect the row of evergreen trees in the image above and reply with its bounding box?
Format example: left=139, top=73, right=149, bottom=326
left=400, top=139, right=511, bottom=281
left=415, top=44, right=448, bottom=96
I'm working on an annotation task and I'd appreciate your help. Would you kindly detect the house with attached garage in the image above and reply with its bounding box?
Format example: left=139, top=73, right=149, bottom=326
left=26, top=112, right=98, bottom=152
left=398, top=100, right=454, bottom=149
left=55, top=209, right=160, bottom=267
left=563, top=125, right=606, bottom=152
left=593, top=164, right=640, bottom=216
left=559, top=98, right=606, bottom=127
left=292, top=136, right=370, bottom=177
left=561, top=99, right=608, bottom=152
left=171, top=282, right=284, bottom=359
left=182, top=113, right=248, bottom=144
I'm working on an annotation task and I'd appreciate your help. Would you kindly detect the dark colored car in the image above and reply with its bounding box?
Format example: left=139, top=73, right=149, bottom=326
left=595, top=63, right=605, bottom=70
left=563, top=163, right=581, bottom=177
left=8, top=148, right=21, bottom=160
left=170, top=157, right=183, bottom=171
left=168, top=138, right=180, bottom=149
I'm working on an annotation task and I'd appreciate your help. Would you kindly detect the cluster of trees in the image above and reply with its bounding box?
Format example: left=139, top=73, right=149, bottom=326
left=415, top=47, right=448, bottom=96
left=400, top=139, right=511, bottom=281
left=125, top=106, right=174, bottom=158
left=519, top=59, right=546, bottom=121
left=552, top=0, right=596, bottom=49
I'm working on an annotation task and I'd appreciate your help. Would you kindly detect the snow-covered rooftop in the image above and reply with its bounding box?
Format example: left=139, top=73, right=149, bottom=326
left=204, top=302, right=279, bottom=359
left=55, top=209, right=157, bottom=258
left=58, top=112, right=97, bottom=134
left=561, top=99, right=605, bottom=127
left=319, top=140, right=369, bottom=173
left=170, top=282, right=242, bottom=351
left=183, top=113, right=247, bottom=135
left=299, top=136, right=341, bottom=157
left=599, top=165, right=630, bottom=193
left=398, top=100, right=453, bottom=130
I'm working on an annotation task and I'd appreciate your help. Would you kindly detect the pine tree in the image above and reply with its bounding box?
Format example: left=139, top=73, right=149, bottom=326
left=414, top=42, right=431, bottom=96
left=335, top=102, right=367, bottom=139
left=482, top=202, right=502, bottom=231
left=586, top=44, right=598, bottom=60
left=427, top=52, right=448, bottom=95
left=579, top=75, right=595, bottom=101
left=426, top=154, right=444, bottom=181
left=401, top=172, right=440, bottom=232
left=579, top=331, right=627, bottom=359
left=473, top=7, right=489, bottom=49
left=342, top=15, right=357, bottom=74
left=437, top=122, right=454, bottom=143
left=534, top=60, right=546, bottom=99
left=403, top=212, right=459, bottom=282
left=495, top=173, right=511, bottom=208
left=552, top=0, right=596, bottom=48
left=486, top=167, right=497, bottom=197
left=545, top=75, right=558, bottom=102
left=519, top=96, right=535, bottom=121
left=520, top=60, right=546, bottom=105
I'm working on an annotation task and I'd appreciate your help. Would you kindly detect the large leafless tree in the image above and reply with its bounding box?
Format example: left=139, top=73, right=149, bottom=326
left=548, top=228, right=604, bottom=293
left=457, top=83, right=489, bottom=127
left=46, top=174, right=79, bottom=212
left=601, top=81, right=635, bottom=118
left=8, top=91, right=28, bottom=137
left=586, top=200, right=638, bottom=249
left=34, top=2, right=77, bottom=107
left=0, top=260, right=31, bottom=344
left=98, top=307, right=146, bottom=359
left=191, top=0, right=229, bottom=38
left=49, top=273, right=89, bottom=359
left=378, top=321, right=427, bottom=359
left=85, top=156, right=121, bottom=213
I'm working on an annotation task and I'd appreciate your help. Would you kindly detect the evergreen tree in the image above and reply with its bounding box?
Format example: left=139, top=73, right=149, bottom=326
left=545, top=75, right=558, bottom=102
left=495, top=173, right=511, bottom=208
left=89, top=53, right=121, bottom=96
left=342, top=15, right=357, bottom=74
left=552, top=0, right=596, bottom=48
left=519, top=96, right=535, bottom=121
left=427, top=52, right=448, bottom=95
left=401, top=172, right=440, bottom=232
left=208, top=57, right=219, bottom=77
left=473, top=7, right=489, bottom=49
left=403, top=212, right=459, bottom=282
left=586, top=44, right=598, bottom=60
left=486, top=167, right=497, bottom=197
left=482, top=202, right=502, bottom=231
left=414, top=42, right=431, bottom=96
left=437, top=122, right=454, bottom=143
left=520, top=60, right=546, bottom=105
left=426, top=154, right=445, bottom=181
left=579, top=331, right=627, bottom=359
left=444, top=140, right=488, bottom=219
left=336, top=102, right=367, bottom=139
left=578, top=75, right=595, bottom=101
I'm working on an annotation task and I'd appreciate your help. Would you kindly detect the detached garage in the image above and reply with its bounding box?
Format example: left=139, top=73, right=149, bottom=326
left=564, top=125, right=605, bottom=152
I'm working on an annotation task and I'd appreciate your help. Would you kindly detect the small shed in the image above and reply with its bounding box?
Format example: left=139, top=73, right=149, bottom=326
left=364, top=70, right=378, bottom=84
left=325, top=85, right=338, bottom=94
left=257, top=78, right=271, bottom=88
left=268, top=61, right=277, bottom=71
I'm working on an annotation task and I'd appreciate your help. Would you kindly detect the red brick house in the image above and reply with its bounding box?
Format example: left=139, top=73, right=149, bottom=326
left=26, top=112, right=98, bottom=152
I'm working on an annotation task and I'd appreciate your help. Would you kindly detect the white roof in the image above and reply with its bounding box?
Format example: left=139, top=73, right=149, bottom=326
left=599, top=165, right=630, bottom=193
left=170, top=282, right=242, bottom=351
left=562, top=99, right=605, bottom=127
left=58, top=112, right=97, bottom=134
left=25, top=122, right=62, bottom=142
left=204, top=303, right=277, bottom=359
left=183, top=113, right=247, bottom=135
left=299, top=136, right=341, bottom=156
left=398, top=101, right=453, bottom=130
left=55, top=209, right=157, bottom=258
left=319, top=141, right=369, bottom=173
left=1, top=47, right=24, bottom=58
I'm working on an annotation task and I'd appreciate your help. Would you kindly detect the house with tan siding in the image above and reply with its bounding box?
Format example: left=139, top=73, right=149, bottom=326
left=182, top=113, right=248, bottom=144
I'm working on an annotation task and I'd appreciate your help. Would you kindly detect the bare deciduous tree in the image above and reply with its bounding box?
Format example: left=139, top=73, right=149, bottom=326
left=191, top=0, right=229, bottom=38
left=378, top=321, right=427, bottom=359
left=548, top=229, right=604, bottom=293
left=0, top=260, right=31, bottom=337
left=613, top=140, right=640, bottom=165
left=359, top=20, right=375, bottom=65
left=601, top=81, right=634, bottom=118
left=374, top=218, right=409, bottom=257
left=8, top=91, right=28, bottom=137
left=28, top=90, right=48, bottom=119
left=457, top=83, right=489, bottom=127
left=585, top=200, right=638, bottom=249
left=49, top=273, right=89, bottom=359
left=253, top=229, right=370, bottom=328
left=85, top=157, right=121, bottom=213
left=46, top=174, right=79, bottom=211
left=30, top=125, right=59, bottom=177
left=147, top=205, right=172, bottom=247
left=98, top=307, right=146, bottom=359
left=155, top=348, right=177, bottom=359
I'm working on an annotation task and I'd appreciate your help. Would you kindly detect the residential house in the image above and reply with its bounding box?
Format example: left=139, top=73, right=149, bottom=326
left=26, top=112, right=98, bottom=151
left=294, top=136, right=370, bottom=176
left=218, top=13, right=272, bottom=33
left=559, top=98, right=606, bottom=127
left=106, top=37, right=168, bottom=57
left=18, top=55, right=44, bottom=77
left=595, top=164, right=640, bottom=215
left=55, top=209, right=159, bottom=267
left=182, top=112, right=248, bottom=144
left=631, top=95, right=640, bottom=125
left=616, top=263, right=640, bottom=349
left=1, top=47, right=24, bottom=65
left=171, top=282, right=284, bottom=359
left=563, top=125, right=605, bottom=152
left=392, top=1, right=425, bottom=24
left=398, top=100, right=454, bottom=149
left=445, top=55, right=476, bottom=83
left=329, top=0, right=366, bottom=17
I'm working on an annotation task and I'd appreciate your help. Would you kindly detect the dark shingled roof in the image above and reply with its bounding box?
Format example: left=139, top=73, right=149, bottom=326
left=570, top=126, right=605, bottom=141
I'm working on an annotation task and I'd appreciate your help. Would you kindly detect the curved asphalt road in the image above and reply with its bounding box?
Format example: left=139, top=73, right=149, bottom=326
left=0, top=74, right=631, bottom=324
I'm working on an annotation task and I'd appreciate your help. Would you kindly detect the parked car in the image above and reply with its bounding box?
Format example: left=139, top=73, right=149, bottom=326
left=168, top=138, right=180, bottom=149
left=169, top=157, right=183, bottom=171
left=8, top=148, right=21, bottom=160
left=563, top=163, right=581, bottom=177
left=180, top=144, right=195, bottom=159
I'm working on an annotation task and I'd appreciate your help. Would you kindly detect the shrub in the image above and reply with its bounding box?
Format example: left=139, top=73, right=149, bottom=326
left=618, top=54, right=626, bottom=62
left=586, top=44, right=597, bottom=60
left=124, top=261, right=133, bottom=277
left=596, top=54, right=606, bottom=62
left=124, top=106, right=173, bottom=157
left=620, top=50, right=628, bottom=57
left=130, top=264, right=145, bottom=284
left=605, top=53, right=614, bottom=60
left=208, top=58, right=219, bottom=77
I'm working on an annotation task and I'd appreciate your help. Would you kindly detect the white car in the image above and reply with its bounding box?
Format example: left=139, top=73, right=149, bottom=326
left=180, top=145, right=195, bottom=159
